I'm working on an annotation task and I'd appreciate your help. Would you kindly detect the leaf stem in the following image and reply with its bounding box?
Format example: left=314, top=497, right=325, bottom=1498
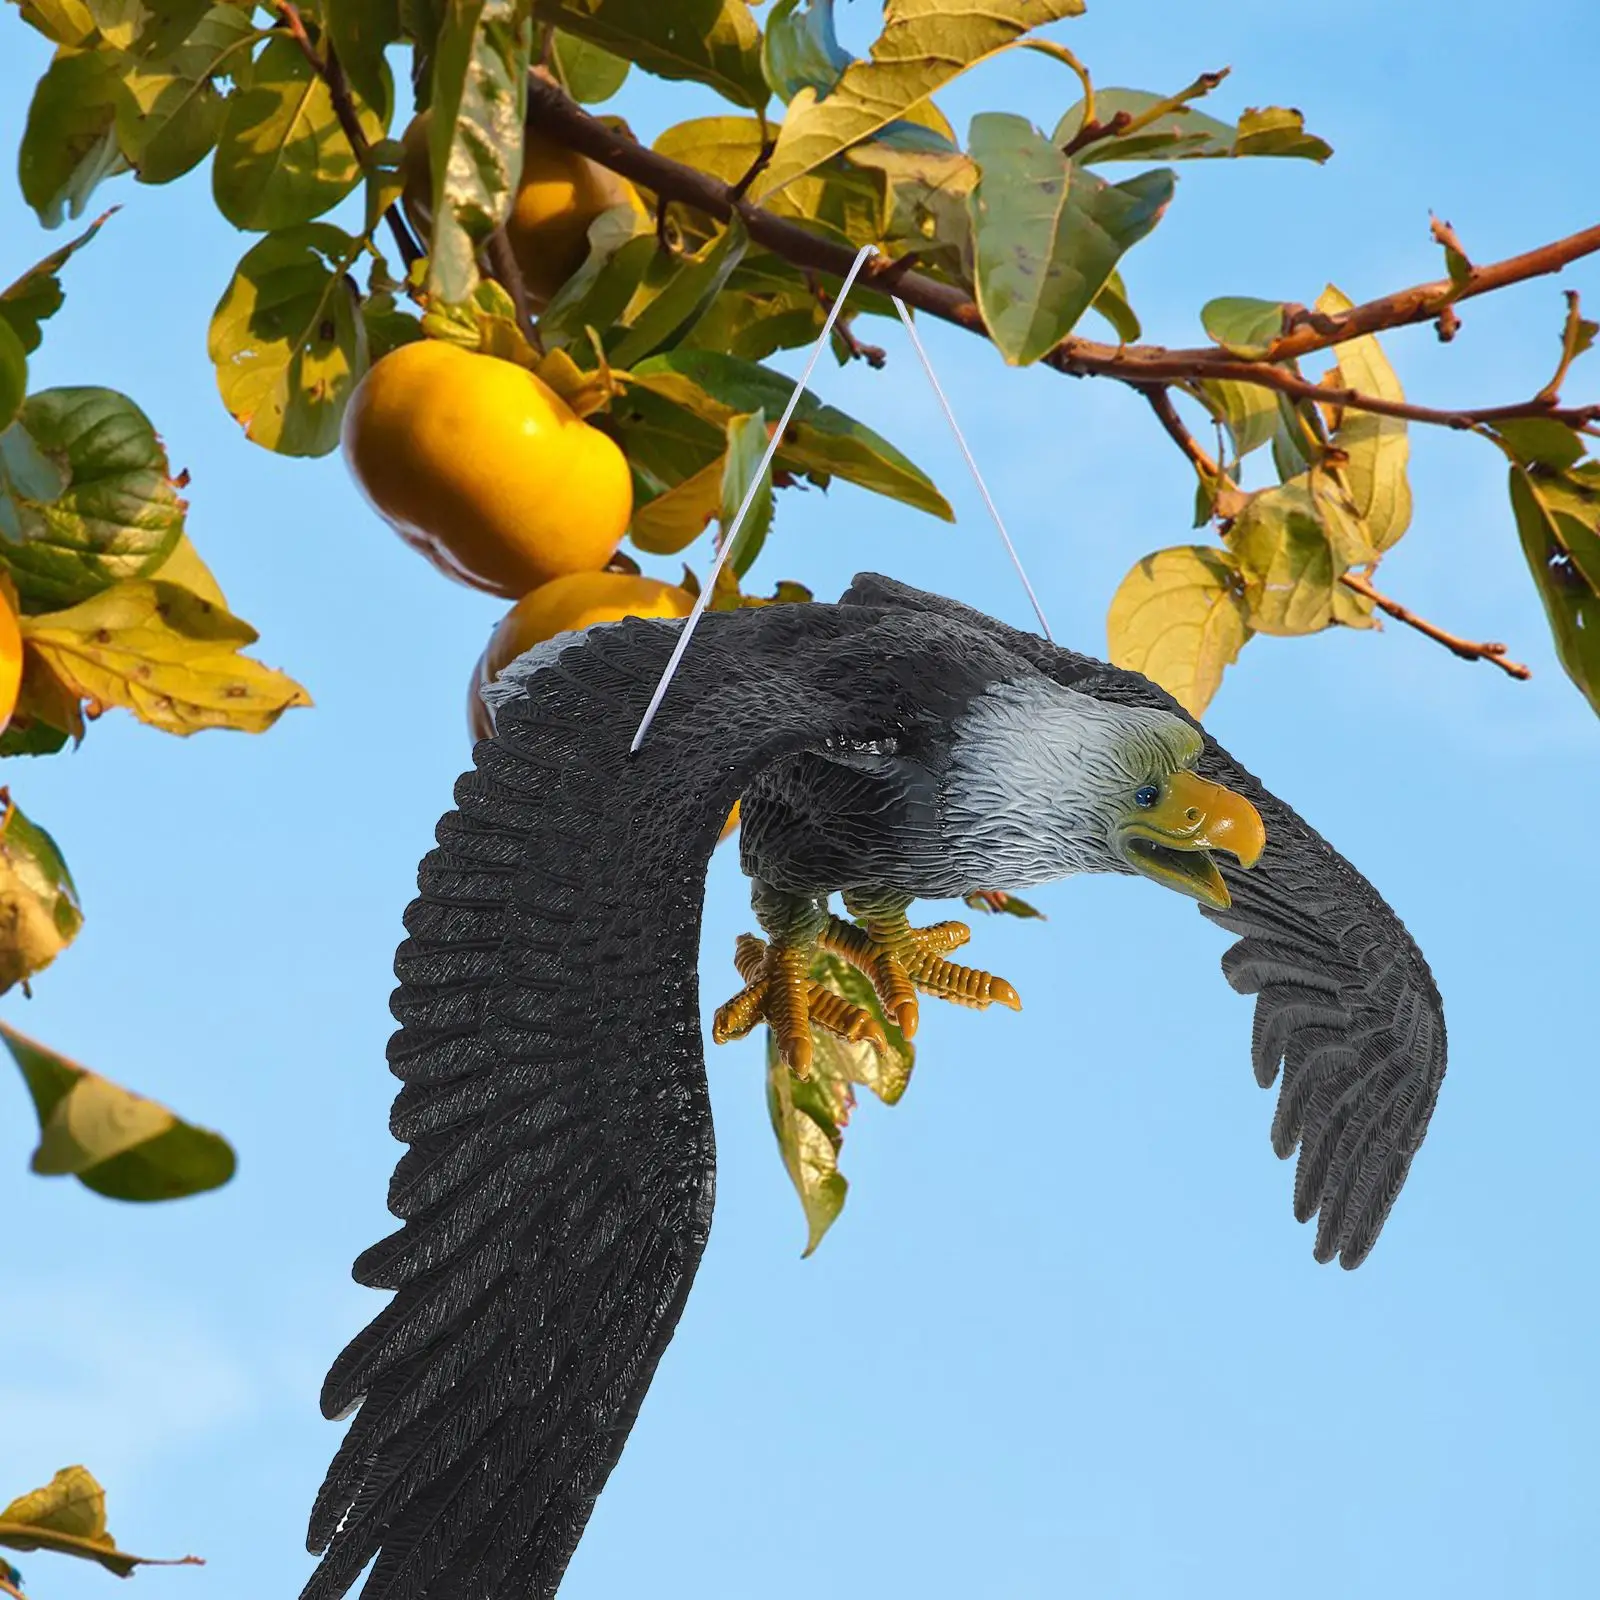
left=484, top=228, right=542, bottom=353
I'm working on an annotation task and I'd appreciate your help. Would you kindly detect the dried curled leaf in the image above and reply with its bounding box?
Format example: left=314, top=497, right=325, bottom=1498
left=0, top=798, right=82, bottom=994
left=24, top=579, right=311, bottom=735
left=0, top=1464, right=203, bottom=1578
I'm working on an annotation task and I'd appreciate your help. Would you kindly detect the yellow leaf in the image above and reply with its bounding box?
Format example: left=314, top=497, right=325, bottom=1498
left=1316, top=284, right=1412, bottom=551
left=147, top=533, right=229, bottom=609
left=1107, top=545, right=1252, bottom=714
left=755, top=0, right=1087, bottom=200
left=23, top=580, right=311, bottom=736
left=630, top=457, right=724, bottom=554
left=0, top=1465, right=202, bottom=1580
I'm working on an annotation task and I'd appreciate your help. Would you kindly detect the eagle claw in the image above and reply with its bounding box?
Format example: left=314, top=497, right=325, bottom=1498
left=712, top=932, right=886, bottom=1079
left=820, top=897, right=1023, bottom=1036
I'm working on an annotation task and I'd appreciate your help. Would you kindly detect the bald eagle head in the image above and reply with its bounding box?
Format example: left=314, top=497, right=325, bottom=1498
left=942, top=679, right=1265, bottom=906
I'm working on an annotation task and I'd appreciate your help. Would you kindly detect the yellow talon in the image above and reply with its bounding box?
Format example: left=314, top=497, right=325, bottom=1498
left=713, top=933, right=887, bottom=1077
left=824, top=905, right=1022, bottom=1022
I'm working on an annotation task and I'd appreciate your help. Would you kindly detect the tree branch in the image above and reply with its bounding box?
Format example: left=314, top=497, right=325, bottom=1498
left=522, top=74, right=1600, bottom=428
left=1339, top=572, right=1532, bottom=678
left=276, top=4, right=421, bottom=269
left=1138, top=384, right=1532, bottom=680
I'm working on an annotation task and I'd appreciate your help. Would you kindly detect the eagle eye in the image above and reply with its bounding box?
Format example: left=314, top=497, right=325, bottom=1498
left=1135, top=783, right=1160, bottom=809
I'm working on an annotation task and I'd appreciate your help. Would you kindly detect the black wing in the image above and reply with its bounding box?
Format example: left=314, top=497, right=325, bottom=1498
left=842, top=573, right=1447, bottom=1268
left=303, top=600, right=1018, bottom=1600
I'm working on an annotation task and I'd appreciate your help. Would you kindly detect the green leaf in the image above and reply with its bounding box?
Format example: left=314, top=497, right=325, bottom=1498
left=679, top=275, right=824, bottom=363
left=1235, top=106, right=1333, bottom=161
left=213, top=36, right=389, bottom=231
left=1316, top=284, right=1412, bottom=552
left=3, top=1025, right=236, bottom=1201
left=0, top=1465, right=202, bottom=1577
left=755, top=0, right=1086, bottom=199
left=25, top=579, right=312, bottom=735
left=362, top=288, right=425, bottom=359
left=1508, top=461, right=1600, bottom=715
left=1226, top=472, right=1374, bottom=636
left=113, top=4, right=257, bottom=184
left=765, top=948, right=914, bottom=1255
left=721, top=408, right=773, bottom=576
left=425, top=0, right=533, bottom=304
left=1106, top=544, right=1252, bottom=715
left=0, top=388, right=185, bottom=611
left=84, top=0, right=210, bottom=53
left=847, top=136, right=976, bottom=274
left=17, top=0, right=97, bottom=45
left=535, top=0, right=767, bottom=111
left=1200, top=296, right=1284, bottom=359
left=0, top=322, right=25, bottom=436
left=969, top=113, right=1172, bottom=366
left=549, top=28, right=630, bottom=103
left=320, top=0, right=403, bottom=117
left=1493, top=418, right=1586, bottom=471
left=0, top=213, right=110, bottom=355
left=1270, top=391, right=1320, bottom=480
left=208, top=224, right=368, bottom=457
left=607, top=215, right=750, bottom=368
left=762, top=0, right=851, bottom=103
left=1054, top=89, right=1331, bottom=165
left=627, top=348, right=953, bottom=519
left=1090, top=268, right=1140, bottom=342
left=1192, top=377, right=1278, bottom=461
left=536, top=204, right=655, bottom=347
left=18, top=47, right=130, bottom=228
left=629, top=455, right=723, bottom=553
left=0, top=801, right=83, bottom=994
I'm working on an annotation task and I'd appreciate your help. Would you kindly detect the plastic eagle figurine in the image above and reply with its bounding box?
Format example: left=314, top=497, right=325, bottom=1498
left=303, top=574, right=1446, bottom=1600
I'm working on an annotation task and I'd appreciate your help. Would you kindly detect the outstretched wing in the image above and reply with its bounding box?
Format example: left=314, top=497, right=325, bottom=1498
left=842, top=573, right=1447, bottom=1268
left=304, top=600, right=1015, bottom=1600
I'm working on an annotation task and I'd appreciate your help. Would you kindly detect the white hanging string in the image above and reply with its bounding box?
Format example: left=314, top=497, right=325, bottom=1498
left=629, top=244, right=1049, bottom=754
left=887, top=296, right=1053, bottom=642
left=629, top=243, right=879, bottom=754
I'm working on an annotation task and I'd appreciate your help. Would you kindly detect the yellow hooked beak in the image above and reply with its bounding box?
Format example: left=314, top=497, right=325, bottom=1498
left=1115, top=770, right=1266, bottom=909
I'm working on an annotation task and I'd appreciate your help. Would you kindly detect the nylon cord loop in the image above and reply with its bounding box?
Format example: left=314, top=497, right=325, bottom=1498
left=629, top=244, right=1049, bottom=754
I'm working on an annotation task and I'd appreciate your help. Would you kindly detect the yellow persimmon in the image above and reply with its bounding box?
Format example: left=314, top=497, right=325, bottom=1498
left=343, top=341, right=632, bottom=598
left=0, top=584, right=21, bottom=735
left=401, top=116, right=644, bottom=309
left=467, top=570, right=694, bottom=742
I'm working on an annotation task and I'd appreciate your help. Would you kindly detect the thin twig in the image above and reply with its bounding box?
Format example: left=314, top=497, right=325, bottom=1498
left=520, top=75, right=1600, bottom=428
left=1140, top=386, right=1532, bottom=681
left=805, top=271, right=886, bottom=367
left=485, top=228, right=541, bottom=351
left=277, top=4, right=421, bottom=269
left=1339, top=572, right=1531, bottom=678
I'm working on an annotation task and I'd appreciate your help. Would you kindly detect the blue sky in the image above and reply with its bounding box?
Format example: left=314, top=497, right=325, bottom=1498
left=3, top=3, right=1598, bottom=1597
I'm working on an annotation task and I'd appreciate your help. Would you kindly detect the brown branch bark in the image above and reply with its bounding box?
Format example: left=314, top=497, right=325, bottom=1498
left=1339, top=572, right=1531, bottom=678
left=276, top=4, right=421, bottom=269
left=523, top=74, right=1600, bottom=430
